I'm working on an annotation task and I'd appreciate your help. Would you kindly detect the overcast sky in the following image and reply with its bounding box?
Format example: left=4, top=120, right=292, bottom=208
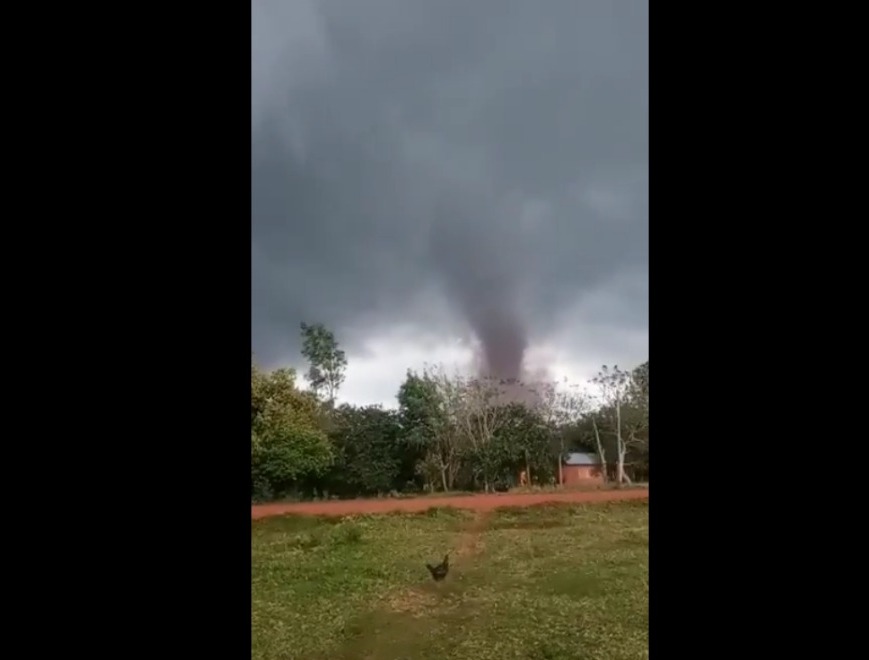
left=252, top=0, right=648, bottom=408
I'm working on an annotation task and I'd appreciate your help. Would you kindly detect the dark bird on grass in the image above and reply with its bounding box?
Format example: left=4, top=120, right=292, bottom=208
left=426, top=553, right=449, bottom=581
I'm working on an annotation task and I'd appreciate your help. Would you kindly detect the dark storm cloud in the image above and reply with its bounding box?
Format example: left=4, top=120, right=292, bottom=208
left=252, top=0, right=648, bottom=370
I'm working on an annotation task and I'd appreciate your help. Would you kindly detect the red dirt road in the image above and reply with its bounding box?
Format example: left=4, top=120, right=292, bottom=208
left=251, top=488, right=648, bottom=520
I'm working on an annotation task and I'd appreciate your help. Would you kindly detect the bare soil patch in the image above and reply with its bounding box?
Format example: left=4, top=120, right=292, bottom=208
left=252, top=488, right=648, bottom=520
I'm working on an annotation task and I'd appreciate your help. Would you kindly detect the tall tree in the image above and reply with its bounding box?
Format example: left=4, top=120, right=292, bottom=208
left=495, top=402, right=556, bottom=486
left=299, top=322, right=348, bottom=405
left=455, top=375, right=507, bottom=492
left=398, top=366, right=464, bottom=492
left=328, top=404, right=403, bottom=496
left=533, top=379, right=590, bottom=485
left=629, top=361, right=649, bottom=426
left=251, top=363, right=334, bottom=499
left=626, top=360, right=649, bottom=475
left=592, top=364, right=647, bottom=486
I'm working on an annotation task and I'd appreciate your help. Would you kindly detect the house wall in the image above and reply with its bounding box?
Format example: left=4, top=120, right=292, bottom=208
left=562, top=464, right=604, bottom=485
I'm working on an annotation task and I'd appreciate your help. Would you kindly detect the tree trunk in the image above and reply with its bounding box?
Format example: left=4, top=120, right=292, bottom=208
left=591, top=417, right=607, bottom=484
left=622, top=430, right=639, bottom=485
left=617, top=449, right=626, bottom=486
left=558, top=436, right=564, bottom=485
left=440, top=467, right=448, bottom=492
left=615, top=397, right=623, bottom=488
left=525, top=451, right=532, bottom=487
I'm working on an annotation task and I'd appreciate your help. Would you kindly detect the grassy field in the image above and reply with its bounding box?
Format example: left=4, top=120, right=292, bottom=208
left=252, top=500, right=648, bottom=660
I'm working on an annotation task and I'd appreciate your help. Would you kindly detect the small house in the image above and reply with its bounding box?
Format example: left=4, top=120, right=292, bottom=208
left=561, top=452, right=605, bottom=486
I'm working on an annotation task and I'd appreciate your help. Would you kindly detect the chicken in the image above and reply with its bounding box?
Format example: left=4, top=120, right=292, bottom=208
left=426, top=553, right=449, bottom=581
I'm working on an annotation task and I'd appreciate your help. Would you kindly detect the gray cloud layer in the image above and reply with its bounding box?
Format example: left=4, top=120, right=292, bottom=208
left=252, top=0, right=648, bottom=375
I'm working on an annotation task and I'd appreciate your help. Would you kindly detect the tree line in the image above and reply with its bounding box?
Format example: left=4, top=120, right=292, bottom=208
left=251, top=322, right=649, bottom=502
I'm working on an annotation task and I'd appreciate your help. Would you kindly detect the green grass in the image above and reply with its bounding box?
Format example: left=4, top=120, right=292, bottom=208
left=252, top=500, right=648, bottom=660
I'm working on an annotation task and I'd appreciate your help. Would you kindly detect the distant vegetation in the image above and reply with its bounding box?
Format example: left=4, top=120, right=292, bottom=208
left=251, top=323, right=648, bottom=502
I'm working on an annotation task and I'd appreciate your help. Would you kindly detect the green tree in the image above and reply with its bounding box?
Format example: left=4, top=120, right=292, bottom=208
left=533, top=379, right=590, bottom=485
left=299, top=322, right=348, bottom=405
left=454, top=375, right=508, bottom=492
left=498, top=402, right=558, bottom=486
left=251, top=363, right=334, bottom=500
left=397, top=366, right=465, bottom=492
left=626, top=360, right=649, bottom=477
left=591, top=363, right=648, bottom=486
left=328, top=404, right=403, bottom=496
